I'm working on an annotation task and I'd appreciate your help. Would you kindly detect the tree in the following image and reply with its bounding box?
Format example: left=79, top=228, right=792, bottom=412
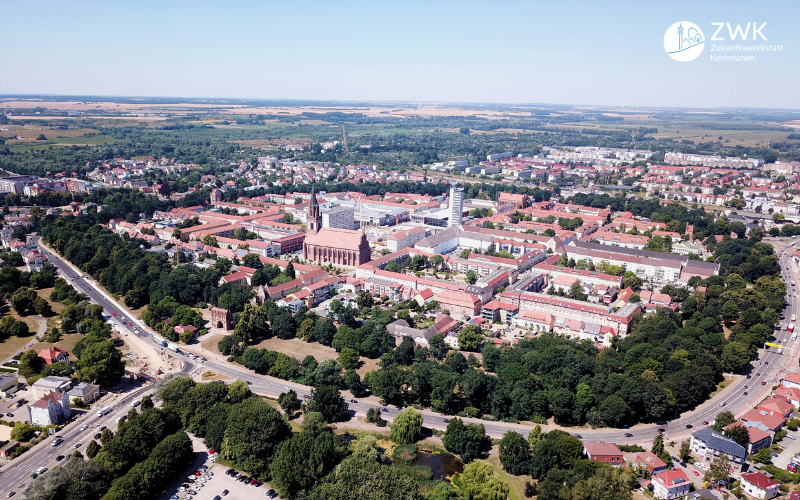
left=220, top=397, right=292, bottom=478
left=307, top=452, right=421, bottom=500
left=304, top=385, right=348, bottom=423
left=721, top=342, right=750, bottom=373
left=356, top=291, right=374, bottom=310
left=100, top=428, right=114, bottom=445
left=390, top=407, right=423, bottom=444
left=725, top=424, right=750, bottom=450
left=314, top=318, right=337, bottom=346
left=466, top=270, right=478, bottom=285
left=704, top=455, right=731, bottom=484
left=279, top=390, right=301, bottom=417
left=678, top=440, right=692, bottom=463
left=141, top=395, right=154, bottom=409
left=76, top=340, right=125, bottom=388
left=285, top=261, right=296, bottom=279
left=712, top=411, right=736, bottom=432
left=338, top=347, right=360, bottom=371
left=458, top=325, right=483, bottom=352
left=270, top=428, right=345, bottom=499
left=442, top=418, right=490, bottom=463
left=458, top=460, right=510, bottom=500
left=499, top=431, right=531, bottom=476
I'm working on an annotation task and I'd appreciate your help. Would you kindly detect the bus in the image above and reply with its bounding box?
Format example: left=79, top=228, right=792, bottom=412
left=789, top=323, right=795, bottom=333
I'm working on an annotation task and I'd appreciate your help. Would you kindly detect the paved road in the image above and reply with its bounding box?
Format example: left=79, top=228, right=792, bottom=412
left=11, top=234, right=799, bottom=465
left=0, top=384, right=152, bottom=496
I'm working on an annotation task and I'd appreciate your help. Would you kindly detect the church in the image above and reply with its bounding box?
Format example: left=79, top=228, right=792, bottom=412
left=302, top=189, right=371, bottom=266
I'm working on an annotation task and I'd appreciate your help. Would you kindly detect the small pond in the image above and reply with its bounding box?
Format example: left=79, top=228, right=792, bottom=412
left=412, top=450, right=464, bottom=482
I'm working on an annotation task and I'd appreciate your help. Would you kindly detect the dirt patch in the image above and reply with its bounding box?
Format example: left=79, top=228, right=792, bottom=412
left=249, top=337, right=381, bottom=376
left=200, top=333, right=224, bottom=355
left=35, top=288, right=66, bottom=316
left=201, top=370, right=229, bottom=381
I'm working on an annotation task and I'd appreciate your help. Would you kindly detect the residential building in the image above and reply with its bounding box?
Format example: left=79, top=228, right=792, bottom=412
left=740, top=472, right=779, bottom=499
left=67, top=382, right=100, bottom=404
left=28, top=392, right=71, bottom=426
left=38, top=346, right=70, bottom=365
left=652, top=469, right=691, bottom=500
left=624, top=451, right=668, bottom=475
left=31, top=376, right=72, bottom=400
left=689, top=428, right=746, bottom=467
left=583, top=442, right=623, bottom=467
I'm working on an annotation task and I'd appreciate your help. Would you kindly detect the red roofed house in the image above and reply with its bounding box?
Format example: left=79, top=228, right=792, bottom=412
left=434, top=290, right=482, bottom=319
left=741, top=472, right=779, bottom=499
left=39, top=346, right=70, bottom=365
left=773, top=386, right=800, bottom=410
left=740, top=408, right=786, bottom=433
left=433, top=314, right=459, bottom=335
left=624, top=451, right=668, bottom=474
left=758, top=396, right=794, bottom=419
left=723, top=422, right=773, bottom=455
left=414, top=288, right=435, bottom=308
left=583, top=442, right=623, bottom=467
left=652, top=469, right=691, bottom=500
left=174, top=325, right=197, bottom=340
left=784, top=373, right=800, bottom=391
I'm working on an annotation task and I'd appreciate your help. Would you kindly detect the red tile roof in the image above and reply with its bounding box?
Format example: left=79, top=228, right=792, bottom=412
left=742, top=472, right=778, bottom=490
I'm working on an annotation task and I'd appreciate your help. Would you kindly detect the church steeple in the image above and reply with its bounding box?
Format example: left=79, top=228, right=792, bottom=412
left=307, top=187, right=321, bottom=234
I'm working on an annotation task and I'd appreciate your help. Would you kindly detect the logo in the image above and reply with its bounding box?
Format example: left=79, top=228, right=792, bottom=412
left=664, top=21, right=705, bottom=61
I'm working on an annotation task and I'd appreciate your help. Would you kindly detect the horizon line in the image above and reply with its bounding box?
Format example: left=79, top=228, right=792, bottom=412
left=1, top=93, right=799, bottom=113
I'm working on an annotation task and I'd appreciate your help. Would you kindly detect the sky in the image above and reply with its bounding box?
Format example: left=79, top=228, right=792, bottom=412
left=1, top=0, right=798, bottom=109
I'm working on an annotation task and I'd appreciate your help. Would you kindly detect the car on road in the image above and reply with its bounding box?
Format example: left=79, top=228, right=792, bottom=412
left=624, top=433, right=633, bottom=438
left=762, top=381, right=767, bottom=385
left=350, top=399, right=357, bottom=403
left=6, top=492, right=15, bottom=497
left=246, top=381, right=252, bottom=385
left=692, top=471, right=700, bottom=476
left=222, top=490, right=229, bottom=496
left=6, top=413, right=13, bottom=417
left=112, top=312, right=115, bottom=316
left=657, top=428, right=666, bottom=433
left=702, top=421, right=709, bottom=425
left=55, top=455, right=65, bottom=461
left=381, top=407, right=388, bottom=412
left=744, top=392, right=748, bottom=396
left=685, top=424, right=693, bottom=429
left=131, top=400, right=141, bottom=407
left=80, top=424, right=88, bottom=431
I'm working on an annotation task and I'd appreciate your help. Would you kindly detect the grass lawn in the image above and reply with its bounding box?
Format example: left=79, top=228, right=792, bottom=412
left=0, top=334, right=33, bottom=362
left=251, top=337, right=381, bottom=376
left=485, top=450, right=531, bottom=500
left=9, top=311, right=39, bottom=336
left=36, top=288, right=66, bottom=316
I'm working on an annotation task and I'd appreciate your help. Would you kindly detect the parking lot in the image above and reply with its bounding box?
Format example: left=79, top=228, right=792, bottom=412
left=158, top=435, right=280, bottom=500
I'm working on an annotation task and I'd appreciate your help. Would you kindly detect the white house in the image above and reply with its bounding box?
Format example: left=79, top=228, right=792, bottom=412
left=652, top=469, right=691, bottom=500
left=741, top=472, right=779, bottom=499
left=28, top=392, right=71, bottom=426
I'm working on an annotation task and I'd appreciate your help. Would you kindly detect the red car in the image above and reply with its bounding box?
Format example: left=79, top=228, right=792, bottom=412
left=111, top=312, right=116, bottom=316
left=702, top=421, right=709, bottom=425
left=692, top=471, right=700, bottom=476
left=128, top=321, right=132, bottom=326
left=762, top=381, right=767, bottom=385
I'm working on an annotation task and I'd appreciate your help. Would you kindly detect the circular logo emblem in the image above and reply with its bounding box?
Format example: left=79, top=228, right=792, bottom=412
left=664, top=21, right=705, bottom=61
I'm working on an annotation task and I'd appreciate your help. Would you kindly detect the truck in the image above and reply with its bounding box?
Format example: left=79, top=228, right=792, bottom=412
left=97, top=406, right=112, bottom=417
left=152, top=335, right=168, bottom=348
left=167, top=343, right=179, bottom=352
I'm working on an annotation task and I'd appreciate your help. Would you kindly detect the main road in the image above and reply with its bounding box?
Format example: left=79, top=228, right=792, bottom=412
left=23, top=235, right=800, bottom=449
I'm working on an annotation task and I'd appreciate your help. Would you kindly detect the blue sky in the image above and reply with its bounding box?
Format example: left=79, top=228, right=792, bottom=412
left=1, top=0, right=797, bottom=108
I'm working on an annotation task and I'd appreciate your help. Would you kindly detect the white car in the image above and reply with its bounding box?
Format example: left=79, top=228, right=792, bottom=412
left=80, top=424, right=88, bottom=431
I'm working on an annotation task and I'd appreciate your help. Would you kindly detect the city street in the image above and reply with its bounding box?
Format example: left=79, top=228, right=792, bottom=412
left=2, top=234, right=797, bottom=496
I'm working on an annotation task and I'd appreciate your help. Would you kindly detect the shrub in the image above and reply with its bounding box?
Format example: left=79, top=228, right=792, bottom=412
left=391, top=444, right=417, bottom=465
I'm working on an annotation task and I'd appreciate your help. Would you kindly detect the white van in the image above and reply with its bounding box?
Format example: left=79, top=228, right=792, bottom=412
left=97, top=406, right=112, bottom=417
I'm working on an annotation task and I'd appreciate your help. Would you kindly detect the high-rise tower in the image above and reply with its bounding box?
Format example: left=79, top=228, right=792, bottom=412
left=449, top=185, right=464, bottom=227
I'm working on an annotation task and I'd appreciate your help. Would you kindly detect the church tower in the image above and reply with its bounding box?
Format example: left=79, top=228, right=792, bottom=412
left=307, top=187, right=322, bottom=234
